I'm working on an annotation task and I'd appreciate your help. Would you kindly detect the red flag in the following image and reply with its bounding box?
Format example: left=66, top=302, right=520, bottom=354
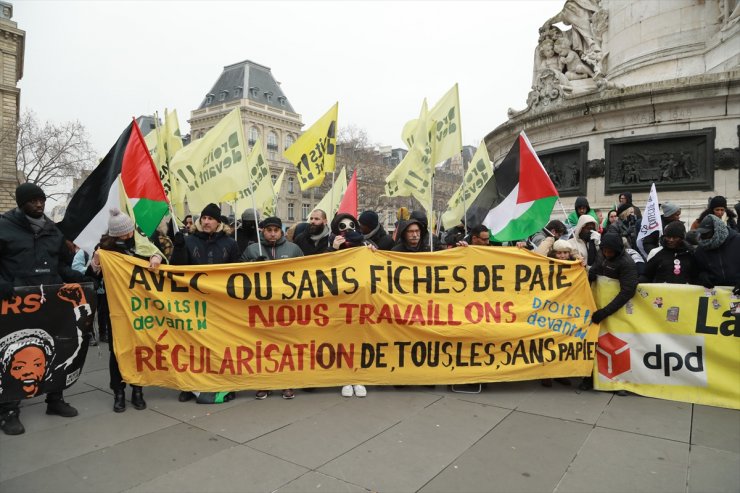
left=337, top=169, right=358, bottom=217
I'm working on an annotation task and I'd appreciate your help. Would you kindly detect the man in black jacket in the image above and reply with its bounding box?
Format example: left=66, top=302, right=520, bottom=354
left=294, top=209, right=331, bottom=256
left=694, top=214, right=740, bottom=290
left=0, top=183, right=88, bottom=435
left=358, top=211, right=394, bottom=250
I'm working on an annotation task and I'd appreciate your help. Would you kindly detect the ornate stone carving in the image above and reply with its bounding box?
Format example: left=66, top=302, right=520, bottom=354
left=587, top=158, right=605, bottom=178
left=713, top=147, right=739, bottom=169
left=537, top=142, right=588, bottom=197
left=604, top=128, right=716, bottom=194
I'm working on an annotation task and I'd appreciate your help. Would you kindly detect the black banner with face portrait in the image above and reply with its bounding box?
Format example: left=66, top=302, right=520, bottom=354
left=0, top=283, right=96, bottom=402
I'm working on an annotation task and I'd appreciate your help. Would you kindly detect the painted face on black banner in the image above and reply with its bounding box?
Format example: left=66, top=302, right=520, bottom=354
left=10, top=346, right=46, bottom=397
left=0, top=329, right=55, bottom=399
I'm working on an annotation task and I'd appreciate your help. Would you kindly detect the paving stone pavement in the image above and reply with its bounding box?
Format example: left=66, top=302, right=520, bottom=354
left=0, top=343, right=738, bottom=493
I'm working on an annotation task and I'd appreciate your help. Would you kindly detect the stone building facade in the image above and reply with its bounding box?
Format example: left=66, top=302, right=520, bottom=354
left=487, top=0, right=740, bottom=223
left=191, top=59, right=464, bottom=230
left=0, top=2, right=24, bottom=211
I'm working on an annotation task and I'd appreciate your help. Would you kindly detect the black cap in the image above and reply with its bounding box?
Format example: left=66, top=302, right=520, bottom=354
left=200, top=203, right=222, bottom=222
left=260, top=216, right=282, bottom=229
left=15, top=183, right=46, bottom=207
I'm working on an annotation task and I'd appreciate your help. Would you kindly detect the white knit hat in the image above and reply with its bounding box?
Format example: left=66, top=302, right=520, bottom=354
left=108, top=208, right=134, bottom=237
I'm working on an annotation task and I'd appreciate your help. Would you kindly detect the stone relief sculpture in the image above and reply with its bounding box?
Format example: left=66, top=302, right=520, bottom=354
left=510, top=0, right=620, bottom=117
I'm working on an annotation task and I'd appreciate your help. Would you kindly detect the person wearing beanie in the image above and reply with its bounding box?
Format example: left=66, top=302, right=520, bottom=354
left=693, top=214, right=740, bottom=290
left=236, top=208, right=261, bottom=252
left=294, top=209, right=331, bottom=256
left=547, top=239, right=586, bottom=266
left=170, top=202, right=240, bottom=404
left=607, top=202, right=639, bottom=251
left=618, top=191, right=642, bottom=218
left=641, top=221, right=697, bottom=284
left=0, top=183, right=91, bottom=435
left=531, top=219, right=568, bottom=255
left=88, top=208, right=163, bottom=413
left=642, top=202, right=683, bottom=256
left=565, top=196, right=599, bottom=228
left=691, top=195, right=737, bottom=232
left=358, top=210, right=394, bottom=250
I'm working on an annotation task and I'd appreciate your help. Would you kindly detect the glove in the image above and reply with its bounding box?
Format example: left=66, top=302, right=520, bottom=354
left=173, top=231, right=185, bottom=246
left=590, top=230, right=601, bottom=245
left=591, top=309, right=608, bottom=324
left=0, top=282, right=16, bottom=301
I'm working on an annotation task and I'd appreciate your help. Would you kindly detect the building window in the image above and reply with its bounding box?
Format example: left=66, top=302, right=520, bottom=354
left=267, top=132, right=278, bottom=150
left=288, top=203, right=295, bottom=220
left=249, top=86, right=259, bottom=97
left=234, top=86, right=242, bottom=97
left=249, top=127, right=259, bottom=146
left=284, top=134, right=294, bottom=150
left=387, top=211, right=394, bottom=225
left=219, top=90, right=228, bottom=101
left=205, top=94, right=214, bottom=104
left=278, top=96, right=286, bottom=106
left=302, top=204, right=310, bottom=220
left=288, top=176, right=295, bottom=194
left=271, top=174, right=277, bottom=185
left=264, top=91, right=273, bottom=103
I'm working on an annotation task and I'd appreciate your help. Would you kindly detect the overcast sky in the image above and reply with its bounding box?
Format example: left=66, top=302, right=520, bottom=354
left=15, top=0, right=562, bottom=158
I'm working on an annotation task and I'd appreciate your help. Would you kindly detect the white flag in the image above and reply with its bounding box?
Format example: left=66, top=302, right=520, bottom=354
left=636, top=183, right=662, bottom=258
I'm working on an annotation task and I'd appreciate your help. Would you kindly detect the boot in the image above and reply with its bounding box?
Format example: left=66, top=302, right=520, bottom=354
left=113, top=390, right=126, bottom=413
left=131, top=386, right=146, bottom=410
left=0, top=409, right=25, bottom=435
left=46, top=399, right=79, bottom=417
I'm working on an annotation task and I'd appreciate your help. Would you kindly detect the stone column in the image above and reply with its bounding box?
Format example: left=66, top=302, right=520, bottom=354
left=0, top=2, right=24, bottom=211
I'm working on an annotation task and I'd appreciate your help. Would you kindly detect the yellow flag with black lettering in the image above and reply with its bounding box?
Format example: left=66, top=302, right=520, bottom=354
left=441, top=141, right=493, bottom=228
left=263, top=168, right=285, bottom=217
left=428, top=83, right=462, bottom=164
left=169, top=108, right=248, bottom=212
left=234, top=137, right=275, bottom=216
left=284, top=102, right=338, bottom=190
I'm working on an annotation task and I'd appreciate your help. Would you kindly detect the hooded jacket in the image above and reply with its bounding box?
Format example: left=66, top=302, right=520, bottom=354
left=328, top=213, right=376, bottom=251
left=171, top=221, right=240, bottom=265
left=588, top=232, right=638, bottom=318
left=392, top=219, right=441, bottom=252
left=242, top=234, right=303, bottom=261
left=565, top=196, right=599, bottom=228
left=0, top=208, right=84, bottom=291
left=694, top=218, right=740, bottom=288
left=364, top=224, right=395, bottom=250
left=566, top=214, right=599, bottom=265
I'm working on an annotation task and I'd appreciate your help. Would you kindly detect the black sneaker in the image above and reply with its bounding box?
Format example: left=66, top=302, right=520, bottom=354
left=89, top=335, right=98, bottom=346
left=46, top=400, right=79, bottom=417
left=0, top=410, right=25, bottom=435
left=178, top=391, right=194, bottom=402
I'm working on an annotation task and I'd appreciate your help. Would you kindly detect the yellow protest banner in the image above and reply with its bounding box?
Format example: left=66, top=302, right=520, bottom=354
left=314, top=167, right=347, bottom=218
left=169, top=108, right=248, bottom=211
left=234, top=137, right=275, bottom=215
left=284, top=102, right=338, bottom=190
left=593, top=279, right=739, bottom=410
left=441, top=141, right=493, bottom=228
left=428, top=83, right=462, bottom=164
left=99, top=248, right=598, bottom=391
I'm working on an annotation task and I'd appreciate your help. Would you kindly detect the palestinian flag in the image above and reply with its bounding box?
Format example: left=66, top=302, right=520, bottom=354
left=58, top=120, right=169, bottom=254
left=465, top=132, right=558, bottom=242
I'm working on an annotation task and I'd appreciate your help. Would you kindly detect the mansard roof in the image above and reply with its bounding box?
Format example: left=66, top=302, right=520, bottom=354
left=198, top=60, right=295, bottom=113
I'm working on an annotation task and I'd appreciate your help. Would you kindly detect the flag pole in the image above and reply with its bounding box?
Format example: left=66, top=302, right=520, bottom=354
left=429, top=171, right=435, bottom=251
left=328, top=169, right=336, bottom=248
left=244, top=162, right=263, bottom=258
left=233, top=200, right=238, bottom=242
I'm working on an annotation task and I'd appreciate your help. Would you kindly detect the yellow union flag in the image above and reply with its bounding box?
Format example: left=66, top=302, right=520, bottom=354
left=99, top=247, right=598, bottom=391
left=441, top=141, right=493, bottom=228
left=169, top=108, right=248, bottom=212
left=401, top=84, right=462, bottom=165
left=234, top=137, right=275, bottom=216
left=263, top=168, right=285, bottom=217
left=284, top=102, right=338, bottom=190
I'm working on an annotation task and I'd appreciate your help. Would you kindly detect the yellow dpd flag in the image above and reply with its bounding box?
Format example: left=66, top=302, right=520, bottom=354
left=284, top=102, right=338, bottom=190
left=234, top=137, right=275, bottom=216
left=314, top=167, right=348, bottom=218
left=441, top=141, right=493, bottom=228
left=169, top=108, right=248, bottom=212
left=263, top=168, right=285, bottom=217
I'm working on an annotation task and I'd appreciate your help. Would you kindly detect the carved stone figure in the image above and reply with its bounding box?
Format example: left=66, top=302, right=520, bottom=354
left=555, top=36, right=595, bottom=80
left=540, top=0, right=604, bottom=75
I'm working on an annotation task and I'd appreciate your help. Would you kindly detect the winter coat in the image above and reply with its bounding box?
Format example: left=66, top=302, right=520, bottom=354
left=294, top=226, right=331, bottom=256
left=242, top=235, right=303, bottom=261
left=392, top=219, right=442, bottom=252
left=694, top=228, right=740, bottom=288
left=170, top=222, right=240, bottom=266
left=566, top=214, right=599, bottom=266
left=565, top=197, right=599, bottom=228
left=640, top=240, right=697, bottom=284
left=365, top=225, right=395, bottom=251
left=588, top=246, right=638, bottom=319
left=0, top=208, right=84, bottom=291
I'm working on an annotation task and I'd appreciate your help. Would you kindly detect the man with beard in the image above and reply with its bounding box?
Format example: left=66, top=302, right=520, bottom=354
left=294, top=209, right=331, bottom=255
left=171, top=203, right=240, bottom=403
left=0, top=183, right=90, bottom=435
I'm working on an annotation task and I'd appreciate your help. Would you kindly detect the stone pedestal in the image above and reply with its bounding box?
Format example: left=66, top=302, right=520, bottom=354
left=0, top=2, right=24, bottom=211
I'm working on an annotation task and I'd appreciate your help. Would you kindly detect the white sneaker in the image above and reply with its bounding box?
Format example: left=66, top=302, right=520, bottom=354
left=353, top=385, right=367, bottom=397
left=341, top=385, right=354, bottom=397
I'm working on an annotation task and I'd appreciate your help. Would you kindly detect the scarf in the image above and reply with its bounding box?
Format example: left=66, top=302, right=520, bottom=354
left=363, top=223, right=381, bottom=241
left=698, top=215, right=729, bottom=250
left=310, top=225, right=330, bottom=244
left=26, top=214, right=46, bottom=235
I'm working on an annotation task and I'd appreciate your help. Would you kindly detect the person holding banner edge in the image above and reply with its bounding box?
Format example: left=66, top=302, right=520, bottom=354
left=0, top=183, right=92, bottom=435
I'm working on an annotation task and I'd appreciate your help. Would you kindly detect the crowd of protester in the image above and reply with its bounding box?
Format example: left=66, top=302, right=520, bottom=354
left=1, top=182, right=738, bottom=435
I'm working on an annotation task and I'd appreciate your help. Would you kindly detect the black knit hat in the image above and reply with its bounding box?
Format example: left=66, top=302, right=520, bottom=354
left=663, top=221, right=686, bottom=238
left=15, top=183, right=46, bottom=207
left=709, top=196, right=727, bottom=210
left=358, top=210, right=379, bottom=229
left=616, top=202, right=633, bottom=217
left=200, top=203, right=222, bottom=222
left=259, top=216, right=282, bottom=229
left=600, top=231, right=623, bottom=254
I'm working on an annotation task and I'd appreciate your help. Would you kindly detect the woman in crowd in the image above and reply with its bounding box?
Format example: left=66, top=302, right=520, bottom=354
left=691, top=196, right=737, bottom=232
